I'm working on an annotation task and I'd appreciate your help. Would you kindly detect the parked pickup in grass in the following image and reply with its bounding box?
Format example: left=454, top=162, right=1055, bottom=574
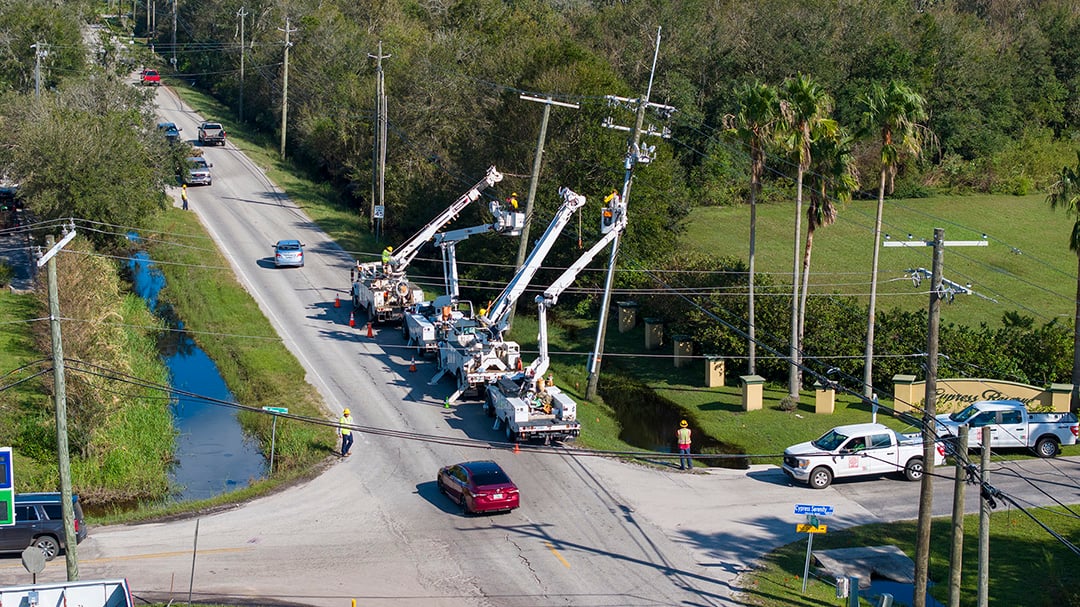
left=782, top=423, right=945, bottom=489
left=934, top=399, right=1079, bottom=458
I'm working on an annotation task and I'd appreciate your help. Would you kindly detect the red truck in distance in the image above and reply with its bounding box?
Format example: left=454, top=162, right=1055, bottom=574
left=140, top=69, right=160, bottom=86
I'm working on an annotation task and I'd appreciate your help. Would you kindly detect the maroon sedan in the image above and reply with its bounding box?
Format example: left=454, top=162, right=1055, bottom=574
left=437, top=460, right=520, bottom=514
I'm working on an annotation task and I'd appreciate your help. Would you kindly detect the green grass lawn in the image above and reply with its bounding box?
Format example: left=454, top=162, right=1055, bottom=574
left=685, top=195, right=1076, bottom=329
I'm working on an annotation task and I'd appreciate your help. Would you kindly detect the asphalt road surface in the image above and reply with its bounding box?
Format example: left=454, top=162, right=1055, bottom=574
left=3, top=84, right=1079, bottom=606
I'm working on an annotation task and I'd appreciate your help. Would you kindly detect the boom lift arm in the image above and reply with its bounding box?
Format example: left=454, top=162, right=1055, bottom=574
left=385, top=166, right=504, bottom=273
left=479, top=187, right=587, bottom=339
left=433, top=200, right=525, bottom=300
left=530, top=191, right=627, bottom=379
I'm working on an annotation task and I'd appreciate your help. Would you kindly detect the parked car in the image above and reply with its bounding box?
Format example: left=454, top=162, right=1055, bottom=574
left=157, top=121, right=182, bottom=143
left=437, top=460, right=519, bottom=514
left=935, top=399, right=1079, bottom=458
left=782, top=423, right=946, bottom=489
left=0, top=492, right=87, bottom=561
left=183, top=156, right=212, bottom=186
left=273, top=240, right=304, bottom=267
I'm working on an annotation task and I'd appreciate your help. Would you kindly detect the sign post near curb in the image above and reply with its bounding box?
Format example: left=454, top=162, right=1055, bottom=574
left=262, top=407, right=288, bottom=474
left=794, top=504, right=834, bottom=593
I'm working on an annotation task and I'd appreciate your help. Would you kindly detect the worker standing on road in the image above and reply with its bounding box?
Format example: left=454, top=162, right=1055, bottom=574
left=339, top=408, right=354, bottom=457
left=181, top=184, right=188, bottom=210
left=676, top=420, right=692, bottom=470
left=382, top=246, right=393, bottom=273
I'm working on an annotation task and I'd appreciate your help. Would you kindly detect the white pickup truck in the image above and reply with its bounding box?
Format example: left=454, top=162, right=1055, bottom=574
left=782, top=423, right=946, bottom=489
left=934, top=399, right=1079, bottom=458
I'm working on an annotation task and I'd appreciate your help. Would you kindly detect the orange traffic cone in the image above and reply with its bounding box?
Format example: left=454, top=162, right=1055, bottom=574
left=409, top=357, right=417, bottom=372
left=367, top=322, right=374, bottom=338
left=349, top=311, right=355, bottom=328
left=513, top=442, right=520, bottom=454
left=334, top=295, right=340, bottom=308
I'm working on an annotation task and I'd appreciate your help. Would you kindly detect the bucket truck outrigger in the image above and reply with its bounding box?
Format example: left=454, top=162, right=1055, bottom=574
left=484, top=190, right=627, bottom=443
left=351, top=166, right=503, bottom=323
left=402, top=200, right=525, bottom=355
left=431, top=186, right=588, bottom=404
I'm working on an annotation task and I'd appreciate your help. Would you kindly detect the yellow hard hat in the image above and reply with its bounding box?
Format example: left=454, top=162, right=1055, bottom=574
left=343, top=408, right=351, bottom=415
left=680, top=420, right=688, bottom=427
left=387, top=246, right=393, bottom=251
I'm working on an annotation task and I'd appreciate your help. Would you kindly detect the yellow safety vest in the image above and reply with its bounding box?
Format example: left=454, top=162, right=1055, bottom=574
left=339, top=415, right=353, bottom=435
left=676, top=427, right=691, bottom=445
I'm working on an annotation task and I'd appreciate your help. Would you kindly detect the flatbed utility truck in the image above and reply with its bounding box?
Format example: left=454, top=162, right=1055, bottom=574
left=351, top=166, right=502, bottom=323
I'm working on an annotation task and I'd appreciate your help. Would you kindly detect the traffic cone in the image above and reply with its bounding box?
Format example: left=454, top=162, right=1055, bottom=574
left=334, top=295, right=340, bottom=308
left=367, top=322, right=374, bottom=338
left=513, top=443, right=520, bottom=454
left=409, top=357, right=417, bottom=372
left=349, top=311, right=355, bottom=328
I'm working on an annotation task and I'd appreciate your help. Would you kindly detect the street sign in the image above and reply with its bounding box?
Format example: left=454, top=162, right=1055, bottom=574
left=0, top=447, right=13, bottom=526
left=262, top=407, right=288, bottom=414
left=373, top=205, right=385, bottom=219
left=797, top=524, right=827, bottom=534
left=794, top=504, right=834, bottom=516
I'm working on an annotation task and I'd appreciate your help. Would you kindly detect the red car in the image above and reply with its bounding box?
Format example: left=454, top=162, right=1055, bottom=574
left=437, top=460, right=519, bottom=514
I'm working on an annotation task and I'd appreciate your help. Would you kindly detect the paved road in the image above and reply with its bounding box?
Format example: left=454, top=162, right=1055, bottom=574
left=2, top=84, right=1078, bottom=605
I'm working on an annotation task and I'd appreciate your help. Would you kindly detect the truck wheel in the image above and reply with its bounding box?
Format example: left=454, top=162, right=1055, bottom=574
left=809, top=467, right=832, bottom=490
left=484, top=393, right=495, bottom=417
left=505, top=422, right=516, bottom=443
left=1035, top=436, right=1059, bottom=458
left=904, top=457, right=925, bottom=482
left=33, top=535, right=60, bottom=561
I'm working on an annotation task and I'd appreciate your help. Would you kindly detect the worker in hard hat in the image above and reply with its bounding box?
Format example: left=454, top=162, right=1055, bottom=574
left=382, top=246, right=393, bottom=273
left=339, top=408, right=355, bottom=457
left=507, top=192, right=519, bottom=209
left=676, top=420, right=692, bottom=470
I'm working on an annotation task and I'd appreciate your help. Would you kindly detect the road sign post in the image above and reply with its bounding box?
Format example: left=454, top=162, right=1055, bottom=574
left=795, top=505, right=833, bottom=593
left=261, top=408, right=288, bottom=475
left=0, top=448, right=13, bottom=526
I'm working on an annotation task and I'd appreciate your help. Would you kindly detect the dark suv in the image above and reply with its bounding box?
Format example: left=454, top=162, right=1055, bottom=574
left=0, top=493, right=87, bottom=561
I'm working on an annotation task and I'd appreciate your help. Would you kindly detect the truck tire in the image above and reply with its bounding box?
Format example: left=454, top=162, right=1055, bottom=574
left=1034, top=436, right=1059, bottom=458
left=33, top=535, right=60, bottom=561
left=505, top=421, right=516, bottom=443
left=904, top=457, right=925, bottom=482
left=809, top=466, right=833, bottom=490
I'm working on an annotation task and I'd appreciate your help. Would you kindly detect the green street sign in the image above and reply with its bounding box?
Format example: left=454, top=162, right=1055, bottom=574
left=262, top=407, right=288, bottom=415
left=0, top=447, right=13, bottom=526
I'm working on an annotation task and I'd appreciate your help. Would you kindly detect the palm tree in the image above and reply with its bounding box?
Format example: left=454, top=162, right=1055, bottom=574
left=1046, top=150, right=1080, bottom=407
left=798, top=129, right=858, bottom=369
left=858, top=81, right=928, bottom=397
left=779, top=73, right=835, bottom=400
left=725, top=81, right=781, bottom=375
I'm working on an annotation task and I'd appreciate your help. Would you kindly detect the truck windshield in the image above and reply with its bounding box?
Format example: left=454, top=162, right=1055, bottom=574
left=948, top=404, right=981, bottom=423
left=812, top=429, right=848, bottom=451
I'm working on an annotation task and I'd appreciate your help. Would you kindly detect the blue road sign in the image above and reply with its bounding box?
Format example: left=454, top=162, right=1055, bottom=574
left=794, top=504, right=834, bottom=516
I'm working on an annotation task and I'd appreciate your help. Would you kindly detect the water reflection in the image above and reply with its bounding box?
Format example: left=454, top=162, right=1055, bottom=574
left=127, top=248, right=266, bottom=502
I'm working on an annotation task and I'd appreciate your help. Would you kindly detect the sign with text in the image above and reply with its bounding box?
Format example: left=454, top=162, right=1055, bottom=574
left=796, top=524, right=827, bottom=534
left=794, top=504, right=833, bottom=516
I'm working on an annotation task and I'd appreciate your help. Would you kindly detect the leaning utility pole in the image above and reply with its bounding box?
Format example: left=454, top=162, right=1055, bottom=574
left=236, top=7, right=247, bottom=123
left=38, top=230, right=79, bottom=581
left=278, top=17, right=296, bottom=160
left=368, top=42, right=390, bottom=236
left=584, top=26, right=674, bottom=401
left=978, top=425, right=991, bottom=607
left=507, top=94, right=579, bottom=327
left=948, top=425, right=968, bottom=607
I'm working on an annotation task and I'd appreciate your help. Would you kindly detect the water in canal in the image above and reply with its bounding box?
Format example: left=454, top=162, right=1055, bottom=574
left=127, top=248, right=267, bottom=502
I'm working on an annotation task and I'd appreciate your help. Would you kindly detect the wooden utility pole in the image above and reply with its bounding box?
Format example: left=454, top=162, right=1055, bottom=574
left=170, top=0, right=176, bottom=69
left=31, top=42, right=46, bottom=99
left=978, top=425, right=991, bottom=607
left=278, top=17, right=296, bottom=160
left=585, top=27, right=674, bottom=401
left=507, top=94, right=579, bottom=327
left=913, top=227, right=945, bottom=607
left=948, top=425, right=968, bottom=607
left=237, top=7, right=247, bottom=123
left=39, top=231, right=79, bottom=581
left=368, top=42, right=390, bottom=235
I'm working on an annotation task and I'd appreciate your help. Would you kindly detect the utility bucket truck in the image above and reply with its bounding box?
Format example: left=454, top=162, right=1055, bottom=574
left=484, top=190, right=627, bottom=443
left=431, top=186, right=588, bottom=403
left=402, top=199, right=525, bottom=355
left=351, top=166, right=503, bottom=323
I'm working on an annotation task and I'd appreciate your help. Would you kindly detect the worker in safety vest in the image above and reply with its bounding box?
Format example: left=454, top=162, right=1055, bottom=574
left=676, top=420, right=692, bottom=470
left=382, top=246, right=393, bottom=273
left=339, top=408, right=354, bottom=457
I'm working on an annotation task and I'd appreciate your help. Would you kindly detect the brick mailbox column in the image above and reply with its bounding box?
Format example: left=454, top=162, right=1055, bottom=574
left=705, top=356, right=725, bottom=387
left=740, top=375, right=765, bottom=411
left=814, top=380, right=835, bottom=414
left=644, top=317, right=664, bottom=350
left=673, top=335, right=693, bottom=368
left=617, top=301, right=639, bottom=334
left=1047, top=383, right=1073, bottom=412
